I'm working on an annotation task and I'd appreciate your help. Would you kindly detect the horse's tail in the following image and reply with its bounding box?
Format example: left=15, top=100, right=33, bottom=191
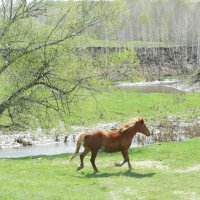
left=70, top=132, right=86, bottom=162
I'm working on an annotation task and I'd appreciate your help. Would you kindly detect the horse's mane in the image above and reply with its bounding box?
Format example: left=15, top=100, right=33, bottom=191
left=119, top=118, right=142, bottom=134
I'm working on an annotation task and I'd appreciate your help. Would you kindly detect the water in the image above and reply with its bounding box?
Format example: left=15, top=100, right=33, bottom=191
left=116, top=80, right=179, bottom=87
left=116, top=80, right=182, bottom=93
left=0, top=141, right=76, bottom=158
left=128, top=85, right=181, bottom=93
left=0, top=136, right=153, bottom=158
left=0, top=129, right=193, bottom=158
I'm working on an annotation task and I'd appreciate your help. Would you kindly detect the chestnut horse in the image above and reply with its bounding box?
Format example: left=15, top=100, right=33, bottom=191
left=70, top=118, right=150, bottom=173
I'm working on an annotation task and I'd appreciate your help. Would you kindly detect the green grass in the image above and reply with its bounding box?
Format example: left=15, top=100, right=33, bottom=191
left=1, top=88, right=200, bottom=129
left=67, top=90, right=200, bottom=126
left=0, top=138, right=200, bottom=200
left=79, top=38, right=170, bottom=48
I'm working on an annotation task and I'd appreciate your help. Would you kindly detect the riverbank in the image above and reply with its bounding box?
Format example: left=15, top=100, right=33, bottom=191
left=116, top=79, right=200, bottom=93
left=0, top=122, right=117, bottom=150
left=0, top=118, right=200, bottom=158
left=0, top=138, right=200, bottom=200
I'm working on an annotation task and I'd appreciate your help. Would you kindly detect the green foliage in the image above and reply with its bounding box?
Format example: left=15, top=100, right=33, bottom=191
left=91, top=48, right=140, bottom=82
left=0, top=0, right=128, bottom=129
left=108, top=48, right=139, bottom=65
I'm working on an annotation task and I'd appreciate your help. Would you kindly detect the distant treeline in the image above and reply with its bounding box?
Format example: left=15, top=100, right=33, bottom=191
left=92, top=0, right=200, bottom=64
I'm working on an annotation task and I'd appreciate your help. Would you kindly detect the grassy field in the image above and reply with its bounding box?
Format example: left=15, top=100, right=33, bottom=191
left=1, top=89, right=199, bottom=129
left=67, top=90, right=200, bottom=126
left=0, top=138, right=200, bottom=200
left=79, top=38, right=169, bottom=48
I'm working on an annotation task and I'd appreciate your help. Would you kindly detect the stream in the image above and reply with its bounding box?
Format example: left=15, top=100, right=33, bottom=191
left=0, top=135, right=153, bottom=158
left=0, top=141, right=75, bottom=158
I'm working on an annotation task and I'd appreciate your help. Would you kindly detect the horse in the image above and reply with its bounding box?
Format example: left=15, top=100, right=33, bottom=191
left=70, top=118, right=150, bottom=173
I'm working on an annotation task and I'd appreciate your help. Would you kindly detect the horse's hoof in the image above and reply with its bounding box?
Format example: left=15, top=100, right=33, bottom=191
left=114, top=162, right=122, bottom=167
left=114, top=163, right=118, bottom=166
left=77, top=166, right=83, bottom=171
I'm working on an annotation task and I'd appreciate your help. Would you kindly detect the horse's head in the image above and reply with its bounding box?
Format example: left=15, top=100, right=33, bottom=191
left=135, top=118, right=151, bottom=136
left=120, top=118, right=151, bottom=136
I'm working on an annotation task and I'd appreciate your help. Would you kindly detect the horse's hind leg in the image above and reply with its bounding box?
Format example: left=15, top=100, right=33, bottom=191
left=90, top=150, right=99, bottom=173
left=77, top=148, right=89, bottom=171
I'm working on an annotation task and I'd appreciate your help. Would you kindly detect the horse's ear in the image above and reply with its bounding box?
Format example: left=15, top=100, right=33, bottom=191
left=139, top=118, right=144, bottom=124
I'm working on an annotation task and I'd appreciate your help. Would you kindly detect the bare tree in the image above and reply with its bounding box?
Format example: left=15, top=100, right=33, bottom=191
left=0, top=0, right=126, bottom=128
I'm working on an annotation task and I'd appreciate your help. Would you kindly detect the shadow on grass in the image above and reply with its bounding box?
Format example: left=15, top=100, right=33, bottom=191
left=77, top=171, right=155, bottom=179
left=7, top=153, right=70, bottom=160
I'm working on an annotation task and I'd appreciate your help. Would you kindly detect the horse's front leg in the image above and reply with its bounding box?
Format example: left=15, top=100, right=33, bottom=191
left=122, top=149, right=132, bottom=170
left=90, top=150, right=99, bottom=173
left=115, top=149, right=132, bottom=170
left=114, top=160, right=126, bottom=167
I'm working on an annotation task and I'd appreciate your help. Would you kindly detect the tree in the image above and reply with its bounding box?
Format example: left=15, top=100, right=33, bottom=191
left=0, top=0, right=127, bottom=129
